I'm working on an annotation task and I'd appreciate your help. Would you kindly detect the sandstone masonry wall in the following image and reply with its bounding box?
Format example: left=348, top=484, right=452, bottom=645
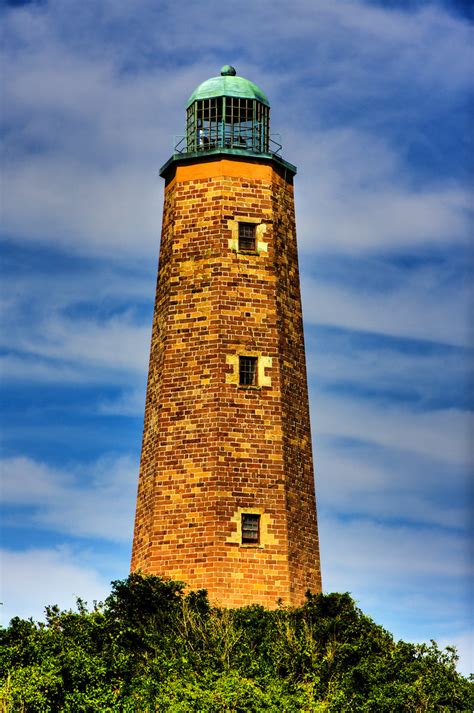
left=131, top=156, right=321, bottom=607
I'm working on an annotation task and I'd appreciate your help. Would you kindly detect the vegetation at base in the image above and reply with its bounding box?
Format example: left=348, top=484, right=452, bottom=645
left=0, top=574, right=472, bottom=712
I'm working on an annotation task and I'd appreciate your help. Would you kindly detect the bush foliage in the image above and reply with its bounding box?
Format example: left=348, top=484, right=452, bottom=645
left=1, top=573, right=472, bottom=711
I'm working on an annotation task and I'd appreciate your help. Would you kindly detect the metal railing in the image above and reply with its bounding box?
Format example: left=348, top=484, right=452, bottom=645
left=172, top=133, right=283, bottom=158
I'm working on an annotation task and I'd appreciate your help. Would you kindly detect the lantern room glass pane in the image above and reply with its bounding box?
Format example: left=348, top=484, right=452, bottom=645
left=186, top=97, right=269, bottom=154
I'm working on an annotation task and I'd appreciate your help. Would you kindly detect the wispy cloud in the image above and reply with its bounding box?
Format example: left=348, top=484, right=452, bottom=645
left=0, top=546, right=114, bottom=626
left=2, top=0, right=471, bottom=259
left=312, top=394, right=471, bottom=467
left=307, top=328, right=470, bottom=406
left=315, top=443, right=469, bottom=530
left=319, top=513, right=472, bottom=670
left=1, top=256, right=153, bottom=383
left=438, top=631, right=474, bottom=678
left=2, top=454, right=137, bottom=542
left=98, top=387, right=146, bottom=417
left=1, top=313, right=150, bottom=382
left=294, top=129, right=471, bottom=255
left=301, top=257, right=471, bottom=347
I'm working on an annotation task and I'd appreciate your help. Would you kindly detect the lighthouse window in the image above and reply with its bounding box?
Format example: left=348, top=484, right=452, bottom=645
left=241, top=514, right=260, bottom=544
left=238, top=222, right=256, bottom=252
left=239, top=356, right=258, bottom=386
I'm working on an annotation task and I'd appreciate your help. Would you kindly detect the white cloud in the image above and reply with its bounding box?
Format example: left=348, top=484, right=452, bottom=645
left=31, top=315, right=150, bottom=372
left=0, top=546, right=112, bottom=626
left=0, top=354, right=120, bottom=384
left=1, top=22, right=189, bottom=258
left=319, top=1, right=471, bottom=90
left=292, top=127, right=471, bottom=256
left=98, top=387, right=146, bottom=416
left=318, top=513, right=473, bottom=675
left=0, top=312, right=150, bottom=377
left=1, top=160, right=162, bottom=258
left=315, top=445, right=468, bottom=530
left=308, top=339, right=468, bottom=398
left=438, top=630, right=474, bottom=677
left=1, top=454, right=137, bottom=542
left=312, top=394, right=471, bottom=467
left=301, top=266, right=470, bottom=347
left=0, top=257, right=155, bottom=384
left=1, top=0, right=471, bottom=260
left=0, top=263, right=153, bottom=321
left=2, top=457, right=68, bottom=503
left=320, top=516, right=470, bottom=589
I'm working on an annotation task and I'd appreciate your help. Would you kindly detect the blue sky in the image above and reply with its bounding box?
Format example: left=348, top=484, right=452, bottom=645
left=1, top=0, right=472, bottom=674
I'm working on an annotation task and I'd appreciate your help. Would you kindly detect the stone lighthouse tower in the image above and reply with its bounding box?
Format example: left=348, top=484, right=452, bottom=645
left=131, top=66, right=321, bottom=607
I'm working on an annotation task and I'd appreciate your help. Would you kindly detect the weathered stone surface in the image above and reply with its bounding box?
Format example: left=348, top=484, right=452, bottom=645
left=131, top=156, right=321, bottom=607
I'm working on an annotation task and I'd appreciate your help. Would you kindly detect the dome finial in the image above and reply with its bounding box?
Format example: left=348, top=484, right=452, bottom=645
left=221, top=64, right=236, bottom=76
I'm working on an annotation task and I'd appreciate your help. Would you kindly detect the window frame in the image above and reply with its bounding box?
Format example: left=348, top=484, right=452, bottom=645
left=238, top=222, right=257, bottom=252
left=239, top=355, right=258, bottom=387
left=241, top=513, right=261, bottom=545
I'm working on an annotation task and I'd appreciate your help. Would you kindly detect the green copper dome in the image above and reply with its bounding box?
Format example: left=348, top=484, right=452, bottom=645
left=187, top=66, right=270, bottom=108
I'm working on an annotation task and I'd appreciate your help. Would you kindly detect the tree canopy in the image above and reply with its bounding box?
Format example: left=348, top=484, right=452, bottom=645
left=1, top=573, right=472, bottom=711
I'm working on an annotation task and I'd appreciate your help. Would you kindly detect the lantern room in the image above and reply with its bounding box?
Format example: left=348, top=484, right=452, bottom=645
left=185, top=65, right=269, bottom=154
left=171, top=65, right=280, bottom=156
left=161, top=65, right=296, bottom=178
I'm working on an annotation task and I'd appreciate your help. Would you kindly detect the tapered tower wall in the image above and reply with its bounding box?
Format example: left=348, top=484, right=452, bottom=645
left=131, top=155, right=321, bottom=607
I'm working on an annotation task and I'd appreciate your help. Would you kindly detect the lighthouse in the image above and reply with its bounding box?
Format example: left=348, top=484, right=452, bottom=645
left=131, top=66, right=321, bottom=607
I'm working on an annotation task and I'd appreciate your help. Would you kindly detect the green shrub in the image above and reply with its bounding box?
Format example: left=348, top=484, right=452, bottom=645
left=1, top=574, right=472, bottom=712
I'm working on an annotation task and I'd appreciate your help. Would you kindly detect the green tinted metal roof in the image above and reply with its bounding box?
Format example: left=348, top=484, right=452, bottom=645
left=187, top=66, right=270, bottom=108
